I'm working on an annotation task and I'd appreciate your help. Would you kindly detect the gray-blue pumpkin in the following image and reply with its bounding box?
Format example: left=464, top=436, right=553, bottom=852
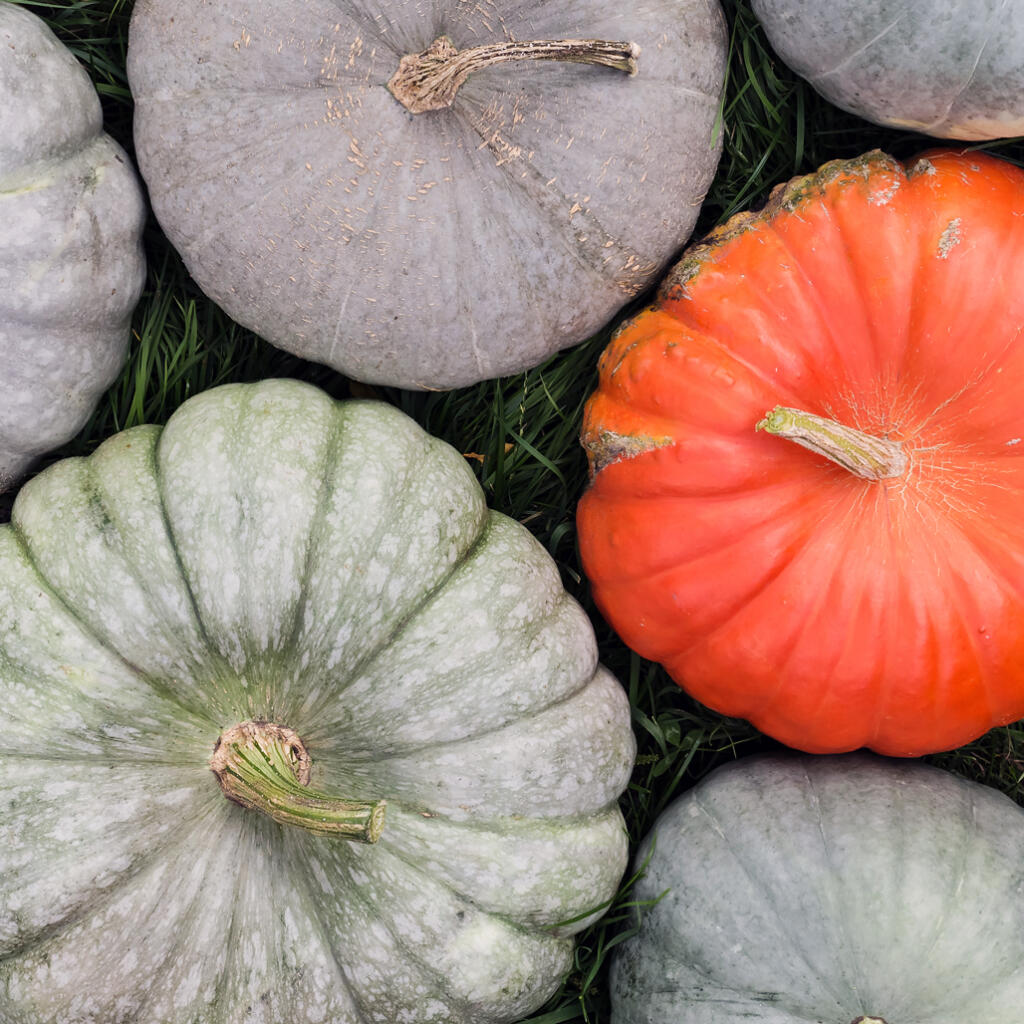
left=753, top=0, right=1024, bottom=140
left=612, top=754, right=1024, bottom=1022
left=127, top=0, right=726, bottom=389
left=0, top=5, right=145, bottom=491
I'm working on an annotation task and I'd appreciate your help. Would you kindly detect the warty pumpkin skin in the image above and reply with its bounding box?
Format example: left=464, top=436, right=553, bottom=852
left=126, top=0, right=726, bottom=390
left=752, top=0, right=1024, bottom=140
left=611, top=754, right=1024, bottom=1023
left=0, top=5, right=146, bottom=492
left=0, top=378, right=635, bottom=1023
left=578, top=149, right=1024, bottom=757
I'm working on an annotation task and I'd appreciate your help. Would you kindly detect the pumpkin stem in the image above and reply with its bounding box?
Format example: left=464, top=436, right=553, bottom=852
left=388, top=35, right=639, bottom=115
left=757, top=406, right=907, bottom=481
left=850, top=1017, right=889, bottom=1024
left=210, top=721, right=385, bottom=843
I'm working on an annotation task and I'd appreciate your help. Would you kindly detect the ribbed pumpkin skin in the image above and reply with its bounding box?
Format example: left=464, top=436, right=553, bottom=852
left=0, top=379, right=635, bottom=1024
left=126, top=0, right=726, bottom=390
left=0, top=5, right=146, bottom=491
left=578, top=150, right=1024, bottom=757
left=752, top=0, right=1024, bottom=141
left=611, top=755, right=1024, bottom=1022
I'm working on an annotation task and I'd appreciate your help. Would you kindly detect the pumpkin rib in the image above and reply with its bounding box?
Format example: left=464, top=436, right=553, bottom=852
left=762, top=199, right=888, bottom=406
left=377, top=804, right=628, bottom=933
left=923, top=23, right=995, bottom=136
left=910, top=788, right=978, bottom=982
left=372, top=824, right=551, bottom=938
left=800, top=762, right=876, bottom=1010
left=640, top=471, right=854, bottom=654
left=337, top=668, right=633, bottom=822
left=451, top=99, right=632, bottom=338
left=658, top=308, right=811, bottom=424
left=298, top=512, right=601, bottom=756
left=345, top=619, right=601, bottom=761
left=271, top=398, right=351, bottom=699
left=317, top=589, right=599, bottom=761
left=292, top=512, right=495, bottom=735
left=460, top=85, right=672, bottom=290
left=285, top=844, right=370, bottom=1024
left=192, top=812, right=257, bottom=1021
left=690, top=786, right=853, bottom=1015
left=82, top=453, right=224, bottom=726
left=0, top=786, right=227, bottom=967
left=919, top=523, right=1014, bottom=743
left=283, top=407, right=491, bottom=728
left=814, top=11, right=906, bottom=80
left=669, top=486, right=872, bottom=731
left=146, top=423, right=240, bottom=690
left=301, top=837, right=569, bottom=1022
left=5, top=508, right=219, bottom=748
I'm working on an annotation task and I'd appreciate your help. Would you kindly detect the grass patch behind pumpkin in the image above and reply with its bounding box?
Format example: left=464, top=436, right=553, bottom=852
left=9, top=0, right=1024, bottom=1021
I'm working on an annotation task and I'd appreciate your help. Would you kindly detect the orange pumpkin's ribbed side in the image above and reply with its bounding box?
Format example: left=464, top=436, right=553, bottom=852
left=578, top=149, right=1024, bottom=757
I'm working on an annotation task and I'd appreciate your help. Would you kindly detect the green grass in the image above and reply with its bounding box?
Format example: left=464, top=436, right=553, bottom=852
left=7, top=0, right=1024, bottom=1020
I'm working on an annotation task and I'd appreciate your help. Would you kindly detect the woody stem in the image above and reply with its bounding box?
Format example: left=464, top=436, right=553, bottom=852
left=388, top=36, right=639, bottom=114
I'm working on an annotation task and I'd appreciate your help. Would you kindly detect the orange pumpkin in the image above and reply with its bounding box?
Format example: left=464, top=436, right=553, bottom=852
left=578, top=149, right=1024, bottom=757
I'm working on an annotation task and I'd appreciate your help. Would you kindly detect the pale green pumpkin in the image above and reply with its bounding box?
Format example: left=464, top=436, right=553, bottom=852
left=611, top=755, right=1024, bottom=1023
left=0, top=4, right=146, bottom=491
left=0, top=379, right=635, bottom=1024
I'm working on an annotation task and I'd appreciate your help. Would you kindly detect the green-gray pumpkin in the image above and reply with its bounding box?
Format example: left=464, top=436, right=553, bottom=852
left=612, top=754, right=1024, bottom=1023
left=0, top=4, right=146, bottom=492
left=752, top=0, right=1024, bottom=140
left=126, top=0, right=726, bottom=390
left=0, top=379, right=635, bottom=1023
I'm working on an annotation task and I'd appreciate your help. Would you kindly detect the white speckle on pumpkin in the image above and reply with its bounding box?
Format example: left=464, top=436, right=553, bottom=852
left=938, top=217, right=963, bottom=258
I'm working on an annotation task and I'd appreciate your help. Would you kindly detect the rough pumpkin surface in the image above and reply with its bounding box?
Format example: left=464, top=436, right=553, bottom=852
left=126, top=0, right=726, bottom=389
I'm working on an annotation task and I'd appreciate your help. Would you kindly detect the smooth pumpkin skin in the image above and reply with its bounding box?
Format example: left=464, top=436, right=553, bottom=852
left=578, top=149, right=1024, bottom=757
left=752, top=0, right=1024, bottom=140
left=126, top=0, right=726, bottom=390
left=611, top=754, right=1024, bottom=1022
left=0, top=379, right=635, bottom=1024
left=0, top=5, right=146, bottom=491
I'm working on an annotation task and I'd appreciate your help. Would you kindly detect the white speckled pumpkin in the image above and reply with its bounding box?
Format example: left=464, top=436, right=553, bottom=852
left=0, top=5, right=146, bottom=491
left=0, top=379, right=635, bottom=1023
left=752, top=0, right=1024, bottom=140
left=612, top=754, right=1024, bottom=1023
left=126, top=0, right=726, bottom=390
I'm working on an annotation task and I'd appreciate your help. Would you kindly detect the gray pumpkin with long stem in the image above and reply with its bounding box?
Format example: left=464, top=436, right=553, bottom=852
left=0, top=5, right=146, bottom=492
left=0, top=379, right=636, bottom=1023
left=126, top=0, right=727, bottom=390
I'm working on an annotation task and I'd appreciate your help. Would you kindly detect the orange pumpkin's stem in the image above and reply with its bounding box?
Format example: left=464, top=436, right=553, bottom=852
left=757, top=406, right=907, bottom=481
left=388, top=36, right=639, bottom=114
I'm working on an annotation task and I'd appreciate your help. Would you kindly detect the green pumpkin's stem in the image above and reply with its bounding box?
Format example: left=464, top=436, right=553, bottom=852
left=210, top=721, right=385, bottom=843
left=388, top=35, right=639, bottom=115
left=850, top=1017, right=889, bottom=1024
left=757, top=406, right=907, bottom=481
